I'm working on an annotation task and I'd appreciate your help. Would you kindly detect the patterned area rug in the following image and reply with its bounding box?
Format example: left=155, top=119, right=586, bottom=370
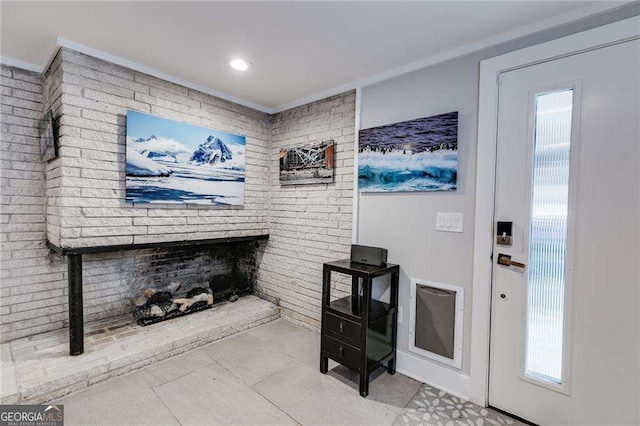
left=394, top=384, right=523, bottom=426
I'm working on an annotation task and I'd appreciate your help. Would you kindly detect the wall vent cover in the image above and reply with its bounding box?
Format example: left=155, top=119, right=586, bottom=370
left=409, top=279, right=464, bottom=369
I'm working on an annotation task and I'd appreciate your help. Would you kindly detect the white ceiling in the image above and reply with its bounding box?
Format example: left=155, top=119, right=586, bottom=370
left=0, top=1, right=617, bottom=112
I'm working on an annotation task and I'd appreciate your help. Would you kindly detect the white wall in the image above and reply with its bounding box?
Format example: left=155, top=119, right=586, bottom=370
left=358, top=56, right=478, bottom=394
left=356, top=4, right=640, bottom=397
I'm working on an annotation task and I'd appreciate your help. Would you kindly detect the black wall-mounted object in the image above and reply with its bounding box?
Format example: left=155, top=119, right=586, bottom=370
left=496, top=221, right=513, bottom=246
left=350, top=244, right=388, bottom=267
left=38, top=110, right=59, bottom=162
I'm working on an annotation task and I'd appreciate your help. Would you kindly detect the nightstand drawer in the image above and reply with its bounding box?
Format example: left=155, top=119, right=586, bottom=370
left=323, top=312, right=360, bottom=343
left=322, top=335, right=361, bottom=371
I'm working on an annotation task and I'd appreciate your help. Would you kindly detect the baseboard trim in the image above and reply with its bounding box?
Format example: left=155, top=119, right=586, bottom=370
left=396, top=350, right=471, bottom=401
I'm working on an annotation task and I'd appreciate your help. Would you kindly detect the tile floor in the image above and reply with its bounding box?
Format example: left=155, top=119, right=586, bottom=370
left=57, top=319, right=421, bottom=425
left=57, top=319, right=517, bottom=425
left=0, top=296, right=278, bottom=404
left=394, top=384, right=522, bottom=426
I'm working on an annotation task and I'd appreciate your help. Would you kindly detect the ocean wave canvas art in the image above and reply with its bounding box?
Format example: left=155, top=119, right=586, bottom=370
left=125, top=110, right=246, bottom=205
left=358, top=112, right=458, bottom=192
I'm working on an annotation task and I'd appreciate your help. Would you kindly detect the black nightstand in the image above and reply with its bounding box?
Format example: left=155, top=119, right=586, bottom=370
left=319, top=259, right=399, bottom=397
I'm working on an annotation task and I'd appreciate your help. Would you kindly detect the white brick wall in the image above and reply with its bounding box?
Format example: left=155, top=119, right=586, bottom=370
left=0, top=59, right=244, bottom=340
left=0, top=50, right=356, bottom=342
left=1, top=49, right=273, bottom=342
left=43, top=50, right=64, bottom=247
left=1, top=65, right=69, bottom=341
left=50, top=49, right=271, bottom=248
left=256, top=92, right=356, bottom=329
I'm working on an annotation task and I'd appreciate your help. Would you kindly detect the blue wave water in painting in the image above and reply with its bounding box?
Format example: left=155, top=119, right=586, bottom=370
left=358, top=150, right=457, bottom=192
left=358, top=111, right=458, bottom=192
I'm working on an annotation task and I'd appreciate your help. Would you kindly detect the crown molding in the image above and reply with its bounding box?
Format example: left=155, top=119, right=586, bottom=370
left=269, top=1, right=633, bottom=113
left=0, top=56, right=42, bottom=73
left=56, top=38, right=274, bottom=114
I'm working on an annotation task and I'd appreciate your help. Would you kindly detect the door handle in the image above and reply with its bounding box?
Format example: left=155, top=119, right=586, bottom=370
left=497, top=253, right=526, bottom=269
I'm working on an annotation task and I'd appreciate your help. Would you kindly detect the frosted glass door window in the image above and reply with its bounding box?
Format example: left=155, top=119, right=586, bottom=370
left=525, top=89, right=573, bottom=385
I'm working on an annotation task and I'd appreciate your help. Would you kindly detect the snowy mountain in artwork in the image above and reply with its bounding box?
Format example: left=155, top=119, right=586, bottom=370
left=129, top=135, right=192, bottom=164
left=125, top=110, right=246, bottom=206
left=189, top=136, right=233, bottom=165
left=126, top=148, right=173, bottom=177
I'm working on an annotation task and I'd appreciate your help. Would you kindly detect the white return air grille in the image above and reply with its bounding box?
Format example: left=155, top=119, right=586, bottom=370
left=409, top=279, right=464, bottom=369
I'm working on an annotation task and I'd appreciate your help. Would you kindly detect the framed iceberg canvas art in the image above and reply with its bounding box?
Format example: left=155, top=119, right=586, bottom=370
left=125, top=110, right=246, bottom=205
left=358, top=111, right=458, bottom=193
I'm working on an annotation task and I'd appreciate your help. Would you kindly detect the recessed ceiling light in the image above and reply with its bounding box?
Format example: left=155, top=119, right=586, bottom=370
left=229, top=58, right=250, bottom=71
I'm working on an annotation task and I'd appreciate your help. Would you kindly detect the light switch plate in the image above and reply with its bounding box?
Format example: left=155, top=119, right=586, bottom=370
left=436, top=212, right=464, bottom=233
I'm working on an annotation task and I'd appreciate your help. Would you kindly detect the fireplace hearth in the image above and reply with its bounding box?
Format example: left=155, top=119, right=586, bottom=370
left=47, top=234, right=269, bottom=355
left=1, top=296, right=279, bottom=404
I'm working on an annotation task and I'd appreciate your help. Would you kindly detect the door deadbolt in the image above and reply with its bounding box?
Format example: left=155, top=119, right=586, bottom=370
left=496, top=222, right=513, bottom=245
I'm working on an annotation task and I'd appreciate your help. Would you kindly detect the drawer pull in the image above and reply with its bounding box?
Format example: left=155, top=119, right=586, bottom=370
left=339, top=322, right=344, bottom=332
left=339, top=346, right=344, bottom=356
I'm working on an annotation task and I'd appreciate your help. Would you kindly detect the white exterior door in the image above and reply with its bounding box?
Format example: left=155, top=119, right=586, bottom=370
left=489, top=39, right=639, bottom=425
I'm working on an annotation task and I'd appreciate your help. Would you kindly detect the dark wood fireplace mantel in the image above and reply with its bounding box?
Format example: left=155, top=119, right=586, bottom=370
left=47, top=234, right=269, bottom=256
left=48, top=234, right=269, bottom=356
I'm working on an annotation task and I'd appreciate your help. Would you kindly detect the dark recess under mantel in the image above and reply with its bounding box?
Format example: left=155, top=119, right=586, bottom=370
left=47, top=234, right=269, bottom=356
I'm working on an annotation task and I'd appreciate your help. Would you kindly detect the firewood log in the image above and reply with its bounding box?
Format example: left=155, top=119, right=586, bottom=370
left=133, top=281, right=181, bottom=307
left=172, top=293, right=214, bottom=312
left=142, top=288, right=156, bottom=298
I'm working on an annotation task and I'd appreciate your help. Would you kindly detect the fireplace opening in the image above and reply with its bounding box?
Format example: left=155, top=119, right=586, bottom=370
left=131, top=240, right=263, bottom=326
